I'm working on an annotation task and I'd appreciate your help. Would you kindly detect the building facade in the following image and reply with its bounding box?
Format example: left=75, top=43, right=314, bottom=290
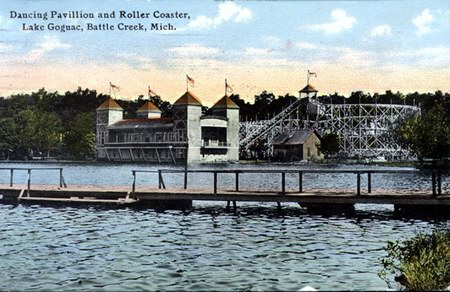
left=96, top=91, right=239, bottom=163
left=273, top=129, right=322, bottom=161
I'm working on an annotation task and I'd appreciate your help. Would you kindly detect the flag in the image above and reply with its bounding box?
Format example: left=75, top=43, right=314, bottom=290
left=186, top=75, right=195, bottom=87
left=309, top=71, right=317, bottom=77
left=110, top=82, right=120, bottom=91
left=148, top=87, right=157, bottom=96
left=225, top=80, right=233, bottom=93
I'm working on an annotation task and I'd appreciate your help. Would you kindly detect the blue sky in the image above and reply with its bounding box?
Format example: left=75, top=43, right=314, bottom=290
left=0, top=0, right=449, bottom=105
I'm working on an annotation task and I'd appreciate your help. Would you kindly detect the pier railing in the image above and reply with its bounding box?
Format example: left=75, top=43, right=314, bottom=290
left=131, top=168, right=448, bottom=197
left=0, top=167, right=67, bottom=196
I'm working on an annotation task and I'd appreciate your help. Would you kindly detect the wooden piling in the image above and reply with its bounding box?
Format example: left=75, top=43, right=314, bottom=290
left=132, top=171, right=136, bottom=193
left=357, top=173, right=361, bottom=196
left=298, top=171, right=303, bottom=193
left=27, top=169, right=31, bottom=197
left=59, top=168, right=63, bottom=188
left=235, top=171, right=239, bottom=192
left=432, top=171, right=436, bottom=197
left=438, top=172, right=442, bottom=196
left=213, top=172, right=217, bottom=195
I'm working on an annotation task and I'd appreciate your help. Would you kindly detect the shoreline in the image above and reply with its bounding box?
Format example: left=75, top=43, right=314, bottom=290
left=0, top=159, right=418, bottom=168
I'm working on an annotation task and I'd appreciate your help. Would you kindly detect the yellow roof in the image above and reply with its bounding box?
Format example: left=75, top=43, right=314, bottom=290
left=300, top=84, right=318, bottom=93
left=137, top=101, right=161, bottom=112
left=173, top=91, right=202, bottom=106
left=97, top=97, right=122, bottom=110
left=212, top=95, right=239, bottom=109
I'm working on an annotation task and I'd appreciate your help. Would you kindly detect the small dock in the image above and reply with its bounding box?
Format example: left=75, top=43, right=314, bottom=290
left=0, top=167, right=448, bottom=214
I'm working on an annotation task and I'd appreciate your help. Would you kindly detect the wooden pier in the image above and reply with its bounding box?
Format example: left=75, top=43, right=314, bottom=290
left=0, top=167, right=448, bottom=213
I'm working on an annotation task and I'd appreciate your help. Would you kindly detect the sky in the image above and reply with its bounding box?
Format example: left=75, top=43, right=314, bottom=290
left=0, top=0, right=449, bottom=106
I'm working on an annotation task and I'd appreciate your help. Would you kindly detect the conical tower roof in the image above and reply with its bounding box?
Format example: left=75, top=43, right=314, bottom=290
left=173, top=91, right=202, bottom=106
left=212, top=95, right=239, bottom=109
left=137, top=101, right=161, bottom=112
left=97, top=97, right=122, bottom=110
left=299, top=84, right=318, bottom=93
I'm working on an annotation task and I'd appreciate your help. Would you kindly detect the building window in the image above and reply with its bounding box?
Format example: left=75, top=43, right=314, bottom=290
left=307, top=147, right=311, bottom=157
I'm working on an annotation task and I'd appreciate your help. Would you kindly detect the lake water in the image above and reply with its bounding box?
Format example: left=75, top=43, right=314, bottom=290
left=0, top=162, right=449, bottom=291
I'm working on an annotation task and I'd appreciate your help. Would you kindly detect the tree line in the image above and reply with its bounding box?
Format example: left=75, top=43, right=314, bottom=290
left=0, top=87, right=164, bottom=160
left=0, top=87, right=448, bottom=161
left=231, top=90, right=449, bottom=122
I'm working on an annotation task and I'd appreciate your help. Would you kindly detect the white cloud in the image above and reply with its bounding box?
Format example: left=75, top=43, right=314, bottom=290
left=370, top=24, right=392, bottom=37
left=263, top=36, right=281, bottom=46
left=0, top=43, right=13, bottom=52
left=187, top=2, right=252, bottom=30
left=26, top=36, right=71, bottom=62
left=336, top=48, right=376, bottom=67
left=296, top=42, right=318, bottom=49
left=395, top=46, right=450, bottom=66
left=304, top=9, right=357, bottom=34
left=0, top=15, right=11, bottom=30
left=245, top=47, right=274, bottom=55
left=168, top=44, right=219, bottom=56
left=412, top=9, right=434, bottom=36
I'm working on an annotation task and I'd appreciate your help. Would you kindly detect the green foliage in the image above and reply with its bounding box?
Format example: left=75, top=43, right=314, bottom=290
left=0, top=87, right=103, bottom=160
left=395, top=104, right=450, bottom=161
left=380, top=229, right=450, bottom=291
left=231, top=92, right=298, bottom=121
left=35, top=111, right=63, bottom=156
left=63, top=113, right=95, bottom=159
left=11, top=109, right=38, bottom=158
left=317, top=132, right=340, bottom=158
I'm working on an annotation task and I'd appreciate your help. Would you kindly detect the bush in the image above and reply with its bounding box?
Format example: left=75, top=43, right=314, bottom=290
left=379, top=229, right=450, bottom=291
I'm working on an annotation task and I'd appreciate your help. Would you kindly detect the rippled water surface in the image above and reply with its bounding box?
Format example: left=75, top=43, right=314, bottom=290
left=0, top=162, right=449, bottom=290
left=1, top=203, right=448, bottom=291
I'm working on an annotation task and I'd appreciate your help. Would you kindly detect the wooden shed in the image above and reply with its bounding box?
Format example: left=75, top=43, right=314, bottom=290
left=273, top=129, right=322, bottom=161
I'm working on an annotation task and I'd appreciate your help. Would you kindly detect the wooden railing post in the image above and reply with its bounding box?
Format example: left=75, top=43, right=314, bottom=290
left=437, top=171, right=442, bottom=196
left=367, top=171, right=372, bottom=194
left=132, top=171, right=136, bottom=193
left=356, top=172, right=361, bottom=196
left=213, top=172, right=217, bottom=195
left=235, top=171, right=239, bottom=192
left=27, top=169, right=31, bottom=197
left=298, top=171, right=303, bottom=193
left=432, top=171, right=436, bottom=197
left=59, top=168, right=63, bottom=188
left=10, top=169, right=13, bottom=187
left=281, top=172, right=286, bottom=195
left=158, top=170, right=162, bottom=189
left=61, top=170, right=67, bottom=188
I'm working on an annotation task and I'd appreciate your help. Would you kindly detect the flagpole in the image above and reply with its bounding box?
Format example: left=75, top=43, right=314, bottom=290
left=109, top=82, right=111, bottom=97
left=307, top=70, right=310, bottom=85
left=186, top=74, right=188, bottom=92
left=225, top=78, right=227, bottom=96
left=148, top=86, right=151, bottom=99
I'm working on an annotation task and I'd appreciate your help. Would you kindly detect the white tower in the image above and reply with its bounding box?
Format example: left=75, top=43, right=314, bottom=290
left=96, top=98, right=123, bottom=158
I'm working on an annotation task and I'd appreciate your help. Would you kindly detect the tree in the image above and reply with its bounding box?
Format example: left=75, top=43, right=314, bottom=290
left=12, top=109, right=38, bottom=158
left=317, top=132, right=340, bottom=158
left=0, top=117, right=17, bottom=159
left=35, top=112, right=63, bottom=157
left=63, top=113, right=95, bottom=159
left=395, top=104, right=450, bottom=162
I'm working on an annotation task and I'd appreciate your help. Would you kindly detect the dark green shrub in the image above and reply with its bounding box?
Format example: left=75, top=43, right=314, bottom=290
left=379, top=229, right=450, bottom=291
